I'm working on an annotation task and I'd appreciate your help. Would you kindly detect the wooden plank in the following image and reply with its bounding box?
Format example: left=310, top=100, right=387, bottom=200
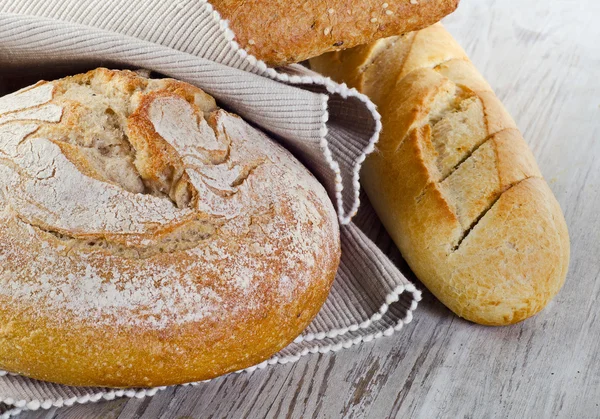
left=17, top=0, right=600, bottom=417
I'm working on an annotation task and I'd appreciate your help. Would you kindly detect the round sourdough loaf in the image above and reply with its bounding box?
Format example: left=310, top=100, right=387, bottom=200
left=0, top=68, right=340, bottom=387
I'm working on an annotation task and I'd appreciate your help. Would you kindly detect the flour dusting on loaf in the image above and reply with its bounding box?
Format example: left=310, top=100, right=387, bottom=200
left=0, top=69, right=340, bottom=387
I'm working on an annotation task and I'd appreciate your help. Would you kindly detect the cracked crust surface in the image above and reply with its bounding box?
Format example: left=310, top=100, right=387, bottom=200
left=0, top=69, right=341, bottom=387
left=311, top=24, right=570, bottom=325
left=211, top=0, right=459, bottom=66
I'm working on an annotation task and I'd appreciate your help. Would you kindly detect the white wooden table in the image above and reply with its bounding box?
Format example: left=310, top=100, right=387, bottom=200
left=20, top=0, right=600, bottom=417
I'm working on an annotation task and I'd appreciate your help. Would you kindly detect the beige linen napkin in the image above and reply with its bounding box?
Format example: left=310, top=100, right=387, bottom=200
left=0, top=1, right=421, bottom=417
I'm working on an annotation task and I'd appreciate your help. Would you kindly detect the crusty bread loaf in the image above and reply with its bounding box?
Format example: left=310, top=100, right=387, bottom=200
left=211, top=0, right=459, bottom=66
left=311, top=24, right=570, bottom=325
left=0, top=68, right=340, bottom=387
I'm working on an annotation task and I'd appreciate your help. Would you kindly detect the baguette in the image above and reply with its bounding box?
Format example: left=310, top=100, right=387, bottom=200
left=311, top=24, right=570, bottom=325
left=211, top=0, right=459, bottom=66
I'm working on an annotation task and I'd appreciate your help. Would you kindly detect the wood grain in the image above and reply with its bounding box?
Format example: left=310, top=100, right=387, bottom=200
left=18, top=0, right=600, bottom=417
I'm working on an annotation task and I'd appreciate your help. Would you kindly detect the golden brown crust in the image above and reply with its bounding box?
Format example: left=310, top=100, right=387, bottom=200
left=211, top=0, right=460, bottom=66
left=0, top=69, right=340, bottom=387
left=311, top=24, right=570, bottom=325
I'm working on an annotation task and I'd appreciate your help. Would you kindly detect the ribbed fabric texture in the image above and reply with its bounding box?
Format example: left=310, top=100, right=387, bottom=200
left=0, top=1, right=420, bottom=417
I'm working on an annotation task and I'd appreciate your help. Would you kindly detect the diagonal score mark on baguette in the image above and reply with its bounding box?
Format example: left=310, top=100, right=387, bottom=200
left=397, top=88, right=499, bottom=200
left=357, top=34, right=412, bottom=89
left=440, top=127, right=542, bottom=232
left=450, top=176, right=537, bottom=252
left=438, top=128, right=518, bottom=183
